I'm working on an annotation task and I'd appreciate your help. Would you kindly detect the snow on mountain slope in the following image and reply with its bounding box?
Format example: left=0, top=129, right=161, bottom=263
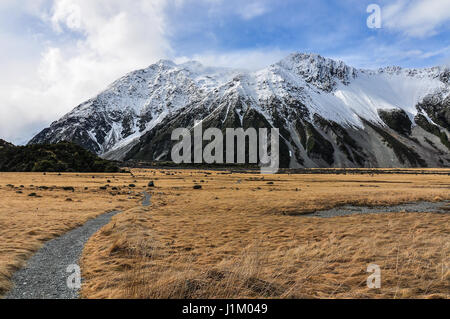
left=251, top=54, right=448, bottom=127
left=29, top=53, right=450, bottom=168
left=331, top=69, right=448, bottom=125
left=29, top=60, right=242, bottom=154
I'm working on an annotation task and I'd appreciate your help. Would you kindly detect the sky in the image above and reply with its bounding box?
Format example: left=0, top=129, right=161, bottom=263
left=0, top=0, right=449, bottom=144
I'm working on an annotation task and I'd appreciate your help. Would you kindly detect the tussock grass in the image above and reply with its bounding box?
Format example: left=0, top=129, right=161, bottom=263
left=80, top=169, right=450, bottom=299
left=0, top=172, right=142, bottom=296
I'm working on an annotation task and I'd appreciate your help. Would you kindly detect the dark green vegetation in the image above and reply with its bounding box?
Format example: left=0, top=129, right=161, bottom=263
left=0, top=140, right=120, bottom=172
left=0, top=139, right=14, bottom=150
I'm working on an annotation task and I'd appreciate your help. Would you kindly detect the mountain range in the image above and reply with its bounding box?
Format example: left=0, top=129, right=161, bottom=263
left=29, top=53, right=450, bottom=168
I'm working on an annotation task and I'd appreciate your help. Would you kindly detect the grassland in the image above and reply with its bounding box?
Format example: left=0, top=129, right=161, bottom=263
left=79, top=169, right=450, bottom=299
left=0, top=172, right=142, bottom=296
left=0, top=169, right=448, bottom=299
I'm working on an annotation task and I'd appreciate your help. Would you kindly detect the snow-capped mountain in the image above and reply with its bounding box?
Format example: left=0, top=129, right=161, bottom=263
left=29, top=53, right=450, bottom=168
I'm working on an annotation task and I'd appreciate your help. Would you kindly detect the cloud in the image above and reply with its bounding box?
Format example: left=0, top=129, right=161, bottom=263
left=0, top=0, right=172, bottom=144
left=331, top=39, right=450, bottom=69
left=238, top=1, right=269, bottom=20
left=175, top=48, right=288, bottom=70
left=383, top=0, right=450, bottom=37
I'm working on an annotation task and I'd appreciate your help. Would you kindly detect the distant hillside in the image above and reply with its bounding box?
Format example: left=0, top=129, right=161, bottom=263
left=0, top=141, right=120, bottom=172
left=0, top=139, right=14, bottom=150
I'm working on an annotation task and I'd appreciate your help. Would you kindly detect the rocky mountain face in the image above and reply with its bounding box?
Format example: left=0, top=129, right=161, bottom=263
left=29, top=53, right=450, bottom=168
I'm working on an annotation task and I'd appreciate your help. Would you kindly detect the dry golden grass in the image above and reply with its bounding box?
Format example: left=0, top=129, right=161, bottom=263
left=80, top=169, right=450, bottom=299
left=0, top=172, right=143, bottom=296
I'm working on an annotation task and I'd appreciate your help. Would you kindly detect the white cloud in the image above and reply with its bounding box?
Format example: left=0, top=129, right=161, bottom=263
left=0, top=0, right=172, bottom=144
left=175, top=48, right=288, bottom=70
left=333, top=41, right=450, bottom=69
left=238, top=1, right=269, bottom=20
left=383, top=0, right=450, bottom=37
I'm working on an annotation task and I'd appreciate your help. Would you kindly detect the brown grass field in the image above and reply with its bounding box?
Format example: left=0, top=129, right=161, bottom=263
left=0, top=172, right=141, bottom=296
left=1, top=169, right=449, bottom=299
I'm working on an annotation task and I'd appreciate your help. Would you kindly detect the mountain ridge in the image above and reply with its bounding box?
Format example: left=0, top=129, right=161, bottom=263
left=29, top=52, right=450, bottom=168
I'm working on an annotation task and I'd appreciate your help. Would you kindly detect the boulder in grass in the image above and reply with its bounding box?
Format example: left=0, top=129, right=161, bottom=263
left=148, top=181, right=155, bottom=187
left=193, top=185, right=202, bottom=190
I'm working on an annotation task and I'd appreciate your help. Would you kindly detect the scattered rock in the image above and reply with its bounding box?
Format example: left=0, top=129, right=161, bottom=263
left=193, top=185, right=202, bottom=190
left=148, top=181, right=155, bottom=187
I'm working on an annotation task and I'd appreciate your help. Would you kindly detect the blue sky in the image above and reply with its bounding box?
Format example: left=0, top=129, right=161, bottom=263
left=0, top=0, right=449, bottom=144
left=165, top=0, right=450, bottom=68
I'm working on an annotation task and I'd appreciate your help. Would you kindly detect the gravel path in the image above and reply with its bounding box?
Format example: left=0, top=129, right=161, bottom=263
left=303, top=201, right=450, bottom=218
left=5, top=210, right=121, bottom=299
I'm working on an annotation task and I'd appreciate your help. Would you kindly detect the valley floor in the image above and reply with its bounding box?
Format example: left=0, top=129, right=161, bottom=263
left=0, top=172, right=140, bottom=296
left=81, top=169, right=450, bottom=299
left=1, top=169, right=449, bottom=299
